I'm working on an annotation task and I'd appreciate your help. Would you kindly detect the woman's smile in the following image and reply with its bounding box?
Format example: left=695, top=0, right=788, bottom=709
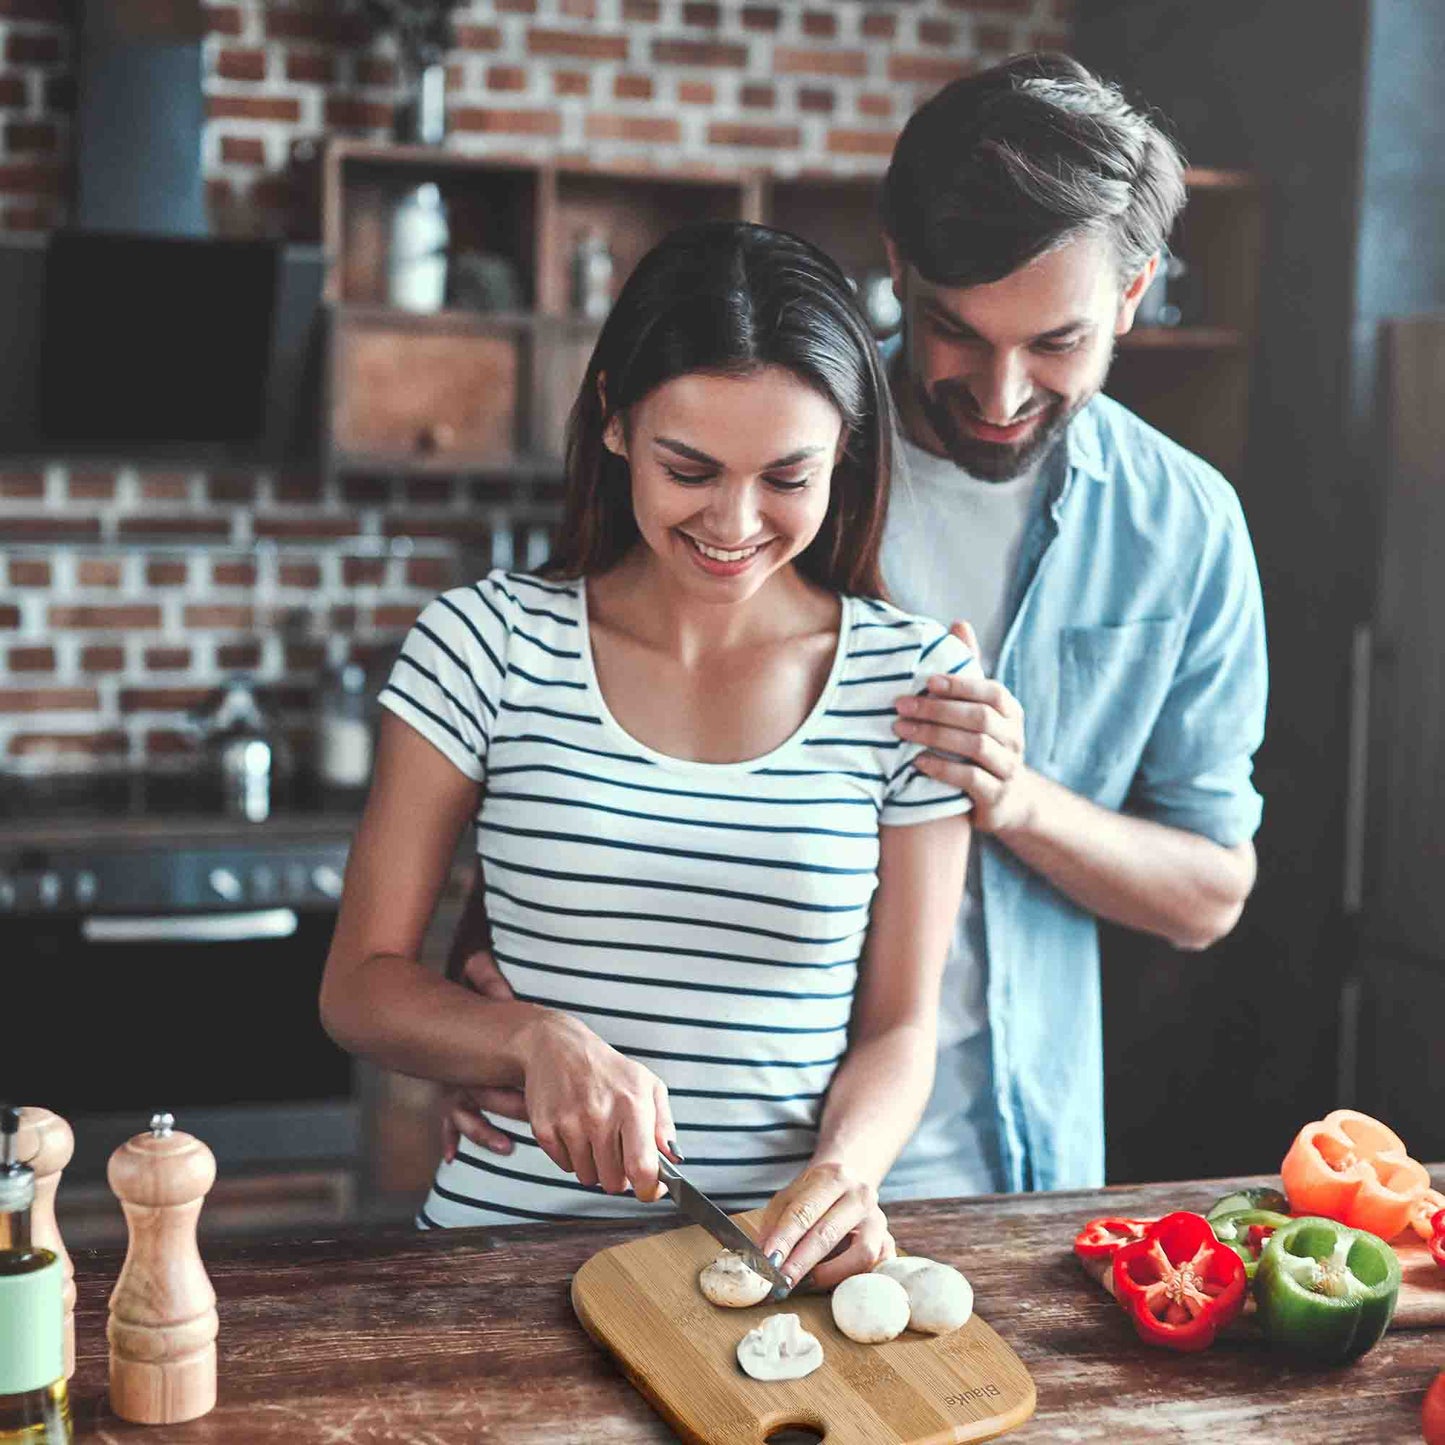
left=678, top=530, right=775, bottom=575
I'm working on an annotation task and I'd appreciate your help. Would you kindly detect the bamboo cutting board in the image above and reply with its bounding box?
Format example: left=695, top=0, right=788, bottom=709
left=572, top=1209, right=1036, bottom=1445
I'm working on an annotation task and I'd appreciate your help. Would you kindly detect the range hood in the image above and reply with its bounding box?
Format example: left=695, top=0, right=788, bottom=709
left=0, top=0, right=326, bottom=463
left=74, top=0, right=208, bottom=236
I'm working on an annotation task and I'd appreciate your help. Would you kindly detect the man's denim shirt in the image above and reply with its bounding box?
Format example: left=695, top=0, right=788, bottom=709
left=983, top=393, right=1267, bottom=1192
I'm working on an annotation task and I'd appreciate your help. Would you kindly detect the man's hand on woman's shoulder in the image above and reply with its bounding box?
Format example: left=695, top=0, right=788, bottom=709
left=892, top=619, right=1035, bottom=835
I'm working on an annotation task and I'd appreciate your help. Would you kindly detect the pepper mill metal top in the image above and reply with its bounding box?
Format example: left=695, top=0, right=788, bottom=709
left=108, top=1112, right=215, bottom=1209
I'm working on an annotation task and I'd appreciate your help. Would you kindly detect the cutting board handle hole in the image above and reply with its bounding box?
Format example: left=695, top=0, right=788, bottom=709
left=763, top=1427, right=825, bottom=1444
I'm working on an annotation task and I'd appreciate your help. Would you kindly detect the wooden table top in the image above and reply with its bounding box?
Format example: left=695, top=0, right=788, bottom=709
left=66, top=1170, right=1445, bottom=1444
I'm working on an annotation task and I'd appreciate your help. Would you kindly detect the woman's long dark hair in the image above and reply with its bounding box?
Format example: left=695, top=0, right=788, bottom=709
left=542, top=221, right=895, bottom=601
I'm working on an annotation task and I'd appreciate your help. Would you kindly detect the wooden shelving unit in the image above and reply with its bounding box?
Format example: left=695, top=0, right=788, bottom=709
left=313, top=140, right=768, bottom=478
left=310, top=143, right=1260, bottom=483
left=1107, top=170, right=1262, bottom=479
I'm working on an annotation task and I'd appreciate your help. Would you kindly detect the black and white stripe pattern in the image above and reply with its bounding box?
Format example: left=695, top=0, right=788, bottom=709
left=380, top=569, right=973, bottom=1227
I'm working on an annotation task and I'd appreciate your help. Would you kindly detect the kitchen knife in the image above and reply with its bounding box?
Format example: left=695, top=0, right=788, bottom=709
left=657, top=1158, right=791, bottom=1299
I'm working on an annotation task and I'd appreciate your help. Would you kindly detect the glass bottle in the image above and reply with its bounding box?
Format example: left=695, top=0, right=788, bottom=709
left=572, top=228, right=614, bottom=321
left=318, top=662, right=374, bottom=790
left=388, top=182, right=450, bottom=314
left=0, top=1108, right=70, bottom=1444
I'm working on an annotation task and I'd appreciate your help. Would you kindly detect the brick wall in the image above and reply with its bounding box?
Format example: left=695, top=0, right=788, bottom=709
left=0, top=0, right=1071, bottom=773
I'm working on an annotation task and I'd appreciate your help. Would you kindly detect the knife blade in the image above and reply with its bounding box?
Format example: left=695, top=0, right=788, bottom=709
left=657, top=1158, right=791, bottom=1299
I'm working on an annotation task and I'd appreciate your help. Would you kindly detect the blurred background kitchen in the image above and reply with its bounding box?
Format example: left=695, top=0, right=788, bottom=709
left=1, top=0, right=1442, bottom=1245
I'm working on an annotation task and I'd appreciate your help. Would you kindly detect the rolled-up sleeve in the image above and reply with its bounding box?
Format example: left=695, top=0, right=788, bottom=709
left=1126, top=489, right=1268, bottom=846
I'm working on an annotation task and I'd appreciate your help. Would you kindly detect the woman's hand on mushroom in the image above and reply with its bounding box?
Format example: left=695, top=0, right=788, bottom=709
left=755, top=1161, right=894, bottom=1292
left=518, top=1011, right=679, bottom=1203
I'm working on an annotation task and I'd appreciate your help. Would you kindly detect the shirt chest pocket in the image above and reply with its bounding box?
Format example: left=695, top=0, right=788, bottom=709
left=1047, top=617, right=1183, bottom=789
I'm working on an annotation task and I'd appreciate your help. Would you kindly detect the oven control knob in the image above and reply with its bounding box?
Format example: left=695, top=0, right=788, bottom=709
left=208, top=867, right=244, bottom=903
left=38, top=871, right=62, bottom=908
left=74, top=870, right=97, bottom=906
left=311, top=865, right=343, bottom=900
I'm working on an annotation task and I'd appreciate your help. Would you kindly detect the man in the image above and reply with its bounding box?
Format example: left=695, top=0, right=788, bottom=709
left=437, top=52, right=1267, bottom=1197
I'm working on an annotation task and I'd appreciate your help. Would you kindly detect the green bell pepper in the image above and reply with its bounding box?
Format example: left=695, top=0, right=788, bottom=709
left=1206, top=1186, right=1290, bottom=1221
left=1255, top=1216, right=1401, bottom=1363
left=1209, top=1208, right=1292, bottom=1281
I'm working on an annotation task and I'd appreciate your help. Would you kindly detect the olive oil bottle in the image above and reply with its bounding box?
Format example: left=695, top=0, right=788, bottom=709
left=0, top=1107, right=69, bottom=1444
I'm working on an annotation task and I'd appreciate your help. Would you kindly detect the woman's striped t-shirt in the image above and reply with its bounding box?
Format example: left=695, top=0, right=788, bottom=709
left=379, top=568, right=975, bottom=1228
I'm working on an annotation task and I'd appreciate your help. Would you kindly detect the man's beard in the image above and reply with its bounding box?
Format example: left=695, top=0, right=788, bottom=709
left=912, top=340, right=1114, bottom=482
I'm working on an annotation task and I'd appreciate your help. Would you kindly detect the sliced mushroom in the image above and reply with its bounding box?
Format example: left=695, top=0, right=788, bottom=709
left=900, top=1261, right=973, bottom=1335
left=736, top=1313, right=824, bottom=1381
left=830, top=1272, right=910, bottom=1343
left=699, top=1250, right=774, bottom=1308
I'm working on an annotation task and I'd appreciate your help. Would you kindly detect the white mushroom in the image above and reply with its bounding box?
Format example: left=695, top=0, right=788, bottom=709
left=830, top=1272, right=910, bottom=1343
left=900, top=1261, right=973, bottom=1335
left=736, top=1313, right=824, bottom=1381
left=873, top=1255, right=934, bottom=1285
left=699, top=1250, right=774, bottom=1308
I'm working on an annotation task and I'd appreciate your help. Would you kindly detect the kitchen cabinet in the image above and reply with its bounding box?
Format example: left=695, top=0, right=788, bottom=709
left=1076, top=0, right=1445, bottom=1183
left=60, top=1167, right=1445, bottom=1441
left=1351, top=316, right=1445, bottom=1161
left=305, top=140, right=1263, bottom=488
left=306, top=141, right=764, bottom=479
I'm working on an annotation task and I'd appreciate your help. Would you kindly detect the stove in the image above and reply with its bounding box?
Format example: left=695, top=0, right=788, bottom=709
left=0, top=773, right=357, bottom=914
left=1, top=772, right=366, bottom=1192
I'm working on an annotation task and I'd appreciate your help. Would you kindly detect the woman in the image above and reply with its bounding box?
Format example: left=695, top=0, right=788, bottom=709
left=318, top=221, right=973, bottom=1292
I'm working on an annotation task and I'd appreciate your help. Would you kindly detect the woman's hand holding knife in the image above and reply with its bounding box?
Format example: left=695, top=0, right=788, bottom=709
left=517, top=1011, right=680, bottom=1203
left=442, top=946, right=679, bottom=1201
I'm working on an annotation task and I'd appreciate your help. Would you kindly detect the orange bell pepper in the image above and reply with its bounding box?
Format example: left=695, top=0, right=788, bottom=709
left=1280, top=1109, right=1430, bottom=1240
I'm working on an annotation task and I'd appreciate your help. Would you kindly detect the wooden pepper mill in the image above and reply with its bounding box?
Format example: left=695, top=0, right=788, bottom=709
left=16, top=1106, right=76, bottom=1381
left=107, top=1112, right=218, bottom=1425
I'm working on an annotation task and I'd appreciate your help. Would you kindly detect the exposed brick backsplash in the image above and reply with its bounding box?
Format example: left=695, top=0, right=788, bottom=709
left=0, top=0, right=1071, bottom=773
left=0, top=465, right=560, bottom=771
left=0, top=0, right=1071, bottom=238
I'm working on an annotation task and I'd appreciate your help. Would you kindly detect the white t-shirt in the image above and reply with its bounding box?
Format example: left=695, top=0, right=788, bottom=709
left=381, top=570, right=975, bottom=1227
left=878, top=437, right=1052, bottom=1201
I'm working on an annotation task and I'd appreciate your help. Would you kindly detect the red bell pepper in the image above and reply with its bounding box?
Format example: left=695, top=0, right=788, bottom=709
left=1111, top=1211, right=1248, bottom=1352
left=1425, top=1369, right=1445, bottom=1445
left=1073, top=1216, right=1157, bottom=1261
left=1430, top=1208, right=1445, bottom=1272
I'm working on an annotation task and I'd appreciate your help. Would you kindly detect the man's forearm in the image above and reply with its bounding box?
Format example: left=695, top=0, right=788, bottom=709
left=445, top=865, right=492, bottom=983
left=812, top=1023, right=937, bottom=1190
left=995, top=768, right=1255, bottom=950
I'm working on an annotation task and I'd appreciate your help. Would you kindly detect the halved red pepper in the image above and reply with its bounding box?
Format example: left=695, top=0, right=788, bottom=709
left=1073, top=1216, right=1157, bottom=1261
left=1430, top=1208, right=1445, bottom=1272
left=1112, top=1211, right=1248, bottom=1352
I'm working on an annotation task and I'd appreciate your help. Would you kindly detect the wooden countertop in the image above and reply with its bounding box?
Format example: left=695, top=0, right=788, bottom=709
left=66, top=1171, right=1444, bottom=1443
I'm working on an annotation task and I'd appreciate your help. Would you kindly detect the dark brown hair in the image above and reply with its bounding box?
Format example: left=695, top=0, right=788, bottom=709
left=882, top=52, right=1187, bottom=287
left=542, top=221, right=894, bottom=600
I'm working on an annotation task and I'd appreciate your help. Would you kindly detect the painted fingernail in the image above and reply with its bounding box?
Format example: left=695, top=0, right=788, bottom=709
left=768, top=1249, right=785, bottom=1269
left=668, top=1139, right=684, bottom=1162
